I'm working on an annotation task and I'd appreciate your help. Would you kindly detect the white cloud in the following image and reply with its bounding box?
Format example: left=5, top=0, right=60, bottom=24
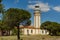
left=28, top=2, right=50, bottom=12
left=53, top=6, right=60, bottom=12
left=39, top=3, right=50, bottom=12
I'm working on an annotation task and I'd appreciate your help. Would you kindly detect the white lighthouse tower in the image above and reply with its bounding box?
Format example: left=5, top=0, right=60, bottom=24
left=34, top=4, right=41, bottom=28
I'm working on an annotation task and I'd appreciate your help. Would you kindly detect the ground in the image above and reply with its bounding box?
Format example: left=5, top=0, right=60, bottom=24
left=0, top=36, right=17, bottom=40
left=21, top=35, right=60, bottom=40
left=0, top=35, right=60, bottom=40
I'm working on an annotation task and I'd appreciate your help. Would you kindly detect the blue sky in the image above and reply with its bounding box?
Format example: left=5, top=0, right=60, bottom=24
left=2, top=0, right=60, bottom=25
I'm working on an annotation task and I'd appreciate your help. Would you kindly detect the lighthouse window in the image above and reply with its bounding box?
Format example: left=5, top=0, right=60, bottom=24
left=35, top=6, right=39, bottom=8
left=27, top=30, right=29, bottom=32
left=31, top=30, right=33, bottom=33
left=42, top=30, right=44, bottom=34
left=27, top=30, right=29, bottom=35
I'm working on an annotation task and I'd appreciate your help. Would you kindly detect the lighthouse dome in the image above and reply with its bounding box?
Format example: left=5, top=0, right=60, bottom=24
left=34, top=4, right=40, bottom=11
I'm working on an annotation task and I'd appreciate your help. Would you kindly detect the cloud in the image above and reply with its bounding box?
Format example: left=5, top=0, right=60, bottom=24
left=53, top=6, right=60, bottom=12
left=39, top=3, right=50, bottom=12
left=28, top=2, right=50, bottom=12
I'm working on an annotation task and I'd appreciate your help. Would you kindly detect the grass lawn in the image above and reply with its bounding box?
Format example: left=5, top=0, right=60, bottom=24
left=20, top=35, right=60, bottom=40
left=0, top=36, right=17, bottom=40
left=0, top=35, right=60, bottom=40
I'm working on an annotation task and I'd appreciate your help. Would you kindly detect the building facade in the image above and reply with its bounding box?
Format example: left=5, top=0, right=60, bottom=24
left=20, top=26, right=49, bottom=35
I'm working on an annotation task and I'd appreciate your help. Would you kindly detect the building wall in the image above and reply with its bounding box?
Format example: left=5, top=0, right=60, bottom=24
left=34, top=15, right=40, bottom=28
left=21, top=28, right=49, bottom=35
left=35, top=29, right=39, bottom=34
left=23, top=28, right=36, bottom=35
left=34, top=11, right=41, bottom=28
left=39, top=29, right=49, bottom=35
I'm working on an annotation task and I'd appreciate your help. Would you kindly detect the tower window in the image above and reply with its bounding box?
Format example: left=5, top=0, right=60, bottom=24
left=27, top=30, right=29, bottom=35
left=35, top=6, right=39, bottom=8
left=27, top=30, right=29, bottom=33
left=31, top=30, right=33, bottom=33
left=42, top=30, right=44, bottom=34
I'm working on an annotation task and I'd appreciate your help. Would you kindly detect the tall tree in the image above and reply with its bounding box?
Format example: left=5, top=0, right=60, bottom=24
left=0, top=0, right=6, bottom=36
left=5, top=8, right=31, bottom=40
left=41, top=21, right=60, bottom=36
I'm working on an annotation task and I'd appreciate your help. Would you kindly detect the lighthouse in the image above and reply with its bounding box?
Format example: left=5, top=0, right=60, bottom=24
left=20, top=2, right=49, bottom=35
left=34, top=4, right=41, bottom=28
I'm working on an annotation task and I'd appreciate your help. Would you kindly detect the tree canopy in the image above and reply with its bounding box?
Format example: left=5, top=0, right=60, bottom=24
left=4, top=8, right=31, bottom=40
left=41, top=21, right=60, bottom=36
left=4, top=8, right=31, bottom=28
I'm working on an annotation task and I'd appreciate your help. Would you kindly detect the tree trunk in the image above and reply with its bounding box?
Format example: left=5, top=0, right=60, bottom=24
left=17, top=26, right=20, bottom=40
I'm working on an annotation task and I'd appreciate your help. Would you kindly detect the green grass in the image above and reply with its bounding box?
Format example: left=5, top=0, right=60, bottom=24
left=0, top=35, right=60, bottom=40
left=0, top=36, right=17, bottom=40
left=20, top=35, right=60, bottom=40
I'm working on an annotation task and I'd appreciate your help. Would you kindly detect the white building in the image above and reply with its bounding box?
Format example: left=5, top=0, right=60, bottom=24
left=20, top=4, right=49, bottom=35
left=20, top=26, right=49, bottom=35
